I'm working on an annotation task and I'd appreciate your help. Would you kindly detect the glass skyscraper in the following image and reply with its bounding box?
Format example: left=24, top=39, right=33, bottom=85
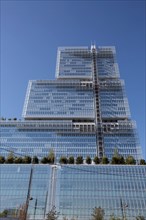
left=0, top=45, right=145, bottom=220
left=0, top=45, right=142, bottom=160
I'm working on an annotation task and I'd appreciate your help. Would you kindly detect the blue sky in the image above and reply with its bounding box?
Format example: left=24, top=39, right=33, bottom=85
left=1, top=0, right=145, bottom=158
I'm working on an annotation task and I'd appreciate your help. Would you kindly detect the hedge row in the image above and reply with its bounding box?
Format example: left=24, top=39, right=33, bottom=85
left=0, top=154, right=146, bottom=165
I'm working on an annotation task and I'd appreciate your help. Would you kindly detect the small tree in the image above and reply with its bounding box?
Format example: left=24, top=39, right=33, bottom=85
left=86, top=156, right=92, bottom=164
left=46, top=206, right=59, bottom=220
left=93, top=156, right=100, bottom=164
left=125, top=156, right=136, bottom=165
left=91, top=206, right=104, bottom=220
left=119, top=156, right=125, bottom=164
left=0, top=155, right=5, bottom=164
left=111, top=155, right=125, bottom=164
left=32, top=156, right=39, bottom=164
left=41, top=157, right=48, bottom=164
left=140, top=159, right=146, bottom=165
left=76, top=156, right=83, bottom=164
left=59, top=156, right=68, bottom=164
left=47, top=149, right=55, bottom=164
left=14, top=156, right=23, bottom=164
left=111, top=148, right=125, bottom=165
left=22, top=155, right=32, bottom=164
left=101, top=156, right=109, bottom=164
left=68, top=156, right=75, bottom=164
left=0, top=209, right=8, bottom=217
left=5, top=152, right=15, bottom=163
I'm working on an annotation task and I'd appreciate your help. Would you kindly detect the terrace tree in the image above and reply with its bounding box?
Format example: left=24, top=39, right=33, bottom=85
left=5, top=152, right=15, bottom=164
left=139, top=159, right=146, bottom=165
left=125, top=156, right=136, bottom=165
left=86, top=155, right=92, bottom=164
left=93, top=156, right=100, bottom=164
left=32, top=156, right=39, bottom=164
left=68, top=156, right=75, bottom=164
left=101, top=156, right=109, bottom=164
left=47, top=149, right=55, bottom=164
left=59, top=156, right=68, bottom=164
left=76, top=156, right=83, bottom=164
left=0, top=155, right=5, bottom=164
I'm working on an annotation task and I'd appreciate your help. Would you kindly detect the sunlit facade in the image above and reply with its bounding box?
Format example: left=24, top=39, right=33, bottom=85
left=0, top=120, right=96, bottom=160
left=0, top=165, right=146, bottom=220
left=0, top=45, right=144, bottom=219
left=22, top=80, right=94, bottom=119
left=0, top=45, right=142, bottom=160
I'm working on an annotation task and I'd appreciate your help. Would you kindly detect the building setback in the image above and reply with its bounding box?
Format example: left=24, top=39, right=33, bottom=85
left=0, top=45, right=145, bottom=219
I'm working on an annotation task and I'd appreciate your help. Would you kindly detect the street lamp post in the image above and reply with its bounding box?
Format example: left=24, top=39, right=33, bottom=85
left=120, top=198, right=128, bottom=220
left=33, top=198, right=37, bottom=220
left=23, top=166, right=33, bottom=220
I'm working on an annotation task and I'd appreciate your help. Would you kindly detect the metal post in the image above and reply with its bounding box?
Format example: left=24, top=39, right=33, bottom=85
left=33, top=198, right=37, bottom=220
left=120, top=198, right=124, bottom=220
left=24, top=166, right=33, bottom=220
left=44, top=190, right=48, bottom=219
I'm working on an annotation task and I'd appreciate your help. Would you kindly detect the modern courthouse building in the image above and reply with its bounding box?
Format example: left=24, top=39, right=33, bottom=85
left=0, top=45, right=145, bottom=219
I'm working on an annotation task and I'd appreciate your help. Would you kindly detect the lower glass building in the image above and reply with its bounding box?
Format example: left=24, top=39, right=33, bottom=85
left=0, top=120, right=96, bottom=160
left=0, top=119, right=141, bottom=161
left=0, top=165, right=145, bottom=220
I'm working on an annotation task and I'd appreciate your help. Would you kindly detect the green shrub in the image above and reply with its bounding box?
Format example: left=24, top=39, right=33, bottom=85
left=47, top=149, right=55, bottom=164
left=93, top=156, right=100, bottom=164
left=0, top=156, right=5, bottom=164
left=76, top=156, right=83, bottom=164
left=32, top=156, right=39, bottom=164
left=41, top=157, right=48, bottom=164
left=22, top=156, right=32, bottom=164
left=68, top=156, right=75, bottom=164
left=59, top=156, right=68, bottom=164
left=14, top=157, right=23, bottom=164
left=125, top=156, right=136, bottom=165
left=101, top=156, right=109, bottom=164
left=86, top=156, right=92, bottom=164
left=5, top=153, right=14, bottom=164
left=111, top=155, right=125, bottom=164
left=140, top=159, right=146, bottom=165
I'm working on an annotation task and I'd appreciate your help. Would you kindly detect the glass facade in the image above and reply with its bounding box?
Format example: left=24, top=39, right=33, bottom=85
left=0, top=46, right=143, bottom=160
left=22, top=80, right=94, bottom=120
left=0, top=165, right=51, bottom=220
left=0, top=121, right=96, bottom=159
left=1, top=45, right=141, bottom=160
left=0, top=165, right=145, bottom=220
left=102, top=120, right=142, bottom=160
left=99, top=79, right=130, bottom=119
left=56, top=47, right=92, bottom=79
left=56, top=165, right=146, bottom=220
left=0, top=45, right=144, bottom=219
left=97, top=47, right=119, bottom=78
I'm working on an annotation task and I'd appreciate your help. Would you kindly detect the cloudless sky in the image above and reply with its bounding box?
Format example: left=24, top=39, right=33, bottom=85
left=1, top=0, right=145, bottom=158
